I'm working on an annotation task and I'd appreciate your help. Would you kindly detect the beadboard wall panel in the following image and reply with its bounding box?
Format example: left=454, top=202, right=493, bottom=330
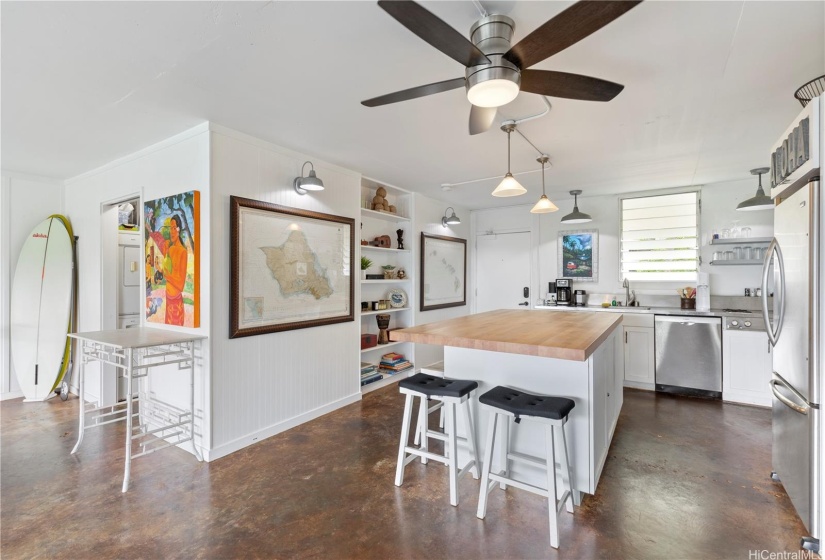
left=209, top=127, right=361, bottom=453
left=412, top=194, right=471, bottom=368
left=63, top=125, right=212, bottom=452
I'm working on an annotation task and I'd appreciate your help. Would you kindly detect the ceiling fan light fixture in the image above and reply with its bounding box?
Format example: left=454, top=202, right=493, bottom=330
left=561, top=190, right=593, bottom=223
left=737, top=167, right=774, bottom=211
left=492, top=173, right=527, bottom=197
left=467, top=78, right=520, bottom=108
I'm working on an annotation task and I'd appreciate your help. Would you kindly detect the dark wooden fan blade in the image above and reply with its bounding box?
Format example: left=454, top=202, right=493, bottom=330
left=469, top=105, right=497, bottom=135
left=520, top=70, right=624, bottom=102
left=361, top=77, right=466, bottom=107
left=504, top=1, right=642, bottom=69
left=378, top=1, right=490, bottom=67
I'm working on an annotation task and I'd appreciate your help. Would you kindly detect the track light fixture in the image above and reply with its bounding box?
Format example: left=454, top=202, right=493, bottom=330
left=492, top=123, right=527, bottom=197
left=736, top=167, right=773, bottom=211
left=530, top=155, right=558, bottom=214
left=293, top=161, right=325, bottom=195
left=560, top=190, right=593, bottom=223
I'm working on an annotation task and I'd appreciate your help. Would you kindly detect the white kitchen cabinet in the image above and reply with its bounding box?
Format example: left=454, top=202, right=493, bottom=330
left=722, top=330, right=772, bottom=407
left=622, top=314, right=655, bottom=389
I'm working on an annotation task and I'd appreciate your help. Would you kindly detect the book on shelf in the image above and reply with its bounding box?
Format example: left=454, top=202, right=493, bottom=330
left=382, top=352, right=403, bottom=361
left=360, top=362, right=377, bottom=375
left=361, top=373, right=384, bottom=386
left=378, top=365, right=413, bottom=376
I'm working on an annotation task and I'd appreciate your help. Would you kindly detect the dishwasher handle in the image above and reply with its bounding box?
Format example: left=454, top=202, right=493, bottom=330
left=654, top=315, right=721, bottom=325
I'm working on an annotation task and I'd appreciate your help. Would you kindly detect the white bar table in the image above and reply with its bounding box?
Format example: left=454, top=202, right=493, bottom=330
left=68, top=327, right=207, bottom=492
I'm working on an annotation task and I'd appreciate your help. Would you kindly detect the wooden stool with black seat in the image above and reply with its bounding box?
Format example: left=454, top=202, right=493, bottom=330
left=476, top=385, right=576, bottom=549
left=395, top=373, right=480, bottom=507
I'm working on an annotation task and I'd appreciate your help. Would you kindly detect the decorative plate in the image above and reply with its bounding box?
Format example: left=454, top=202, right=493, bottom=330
left=387, top=288, right=408, bottom=308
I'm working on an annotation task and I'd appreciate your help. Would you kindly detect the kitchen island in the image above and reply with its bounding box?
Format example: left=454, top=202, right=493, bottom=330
left=393, top=309, right=624, bottom=496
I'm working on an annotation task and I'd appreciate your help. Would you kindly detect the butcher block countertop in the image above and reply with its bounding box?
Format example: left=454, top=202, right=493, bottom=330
left=393, top=309, right=623, bottom=362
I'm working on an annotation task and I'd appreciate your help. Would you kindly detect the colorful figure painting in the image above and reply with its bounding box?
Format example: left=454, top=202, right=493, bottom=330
left=144, top=191, right=200, bottom=327
left=559, top=229, right=598, bottom=283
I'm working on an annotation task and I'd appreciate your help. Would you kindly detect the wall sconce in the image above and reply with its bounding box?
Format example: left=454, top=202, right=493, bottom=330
left=293, top=161, right=325, bottom=195
left=736, top=167, right=773, bottom=211
left=441, top=207, right=461, bottom=227
left=560, top=190, right=593, bottom=224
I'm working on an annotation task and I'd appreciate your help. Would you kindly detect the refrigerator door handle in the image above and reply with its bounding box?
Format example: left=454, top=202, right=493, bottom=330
left=770, top=377, right=812, bottom=415
left=761, top=238, right=786, bottom=346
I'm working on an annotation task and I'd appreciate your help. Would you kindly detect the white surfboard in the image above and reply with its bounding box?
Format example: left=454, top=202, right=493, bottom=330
left=10, top=216, right=75, bottom=401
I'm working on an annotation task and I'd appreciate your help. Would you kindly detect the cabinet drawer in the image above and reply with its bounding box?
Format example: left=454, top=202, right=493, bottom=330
left=621, top=313, right=654, bottom=328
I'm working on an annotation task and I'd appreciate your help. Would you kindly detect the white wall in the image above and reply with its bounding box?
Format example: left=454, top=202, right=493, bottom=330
left=472, top=180, right=774, bottom=304
left=63, top=124, right=211, bottom=453
left=208, top=125, right=362, bottom=460
left=1, top=173, right=64, bottom=399
left=412, top=195, right=471, bottom=367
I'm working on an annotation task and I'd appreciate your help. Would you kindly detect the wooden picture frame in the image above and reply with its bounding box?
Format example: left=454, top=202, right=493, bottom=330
left=230, top=196, right=354, bottom=338
left=420, top=232, right=466, bottom=311
left=558, top=229, right=599, bottom=283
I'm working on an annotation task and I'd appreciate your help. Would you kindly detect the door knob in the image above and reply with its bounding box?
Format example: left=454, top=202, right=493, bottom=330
left=518, top=302, right=528, bottom=306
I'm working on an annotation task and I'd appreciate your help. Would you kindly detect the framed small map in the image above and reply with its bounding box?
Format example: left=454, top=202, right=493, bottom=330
left=230, top=196, right=354, bottom=338
left=420, top=232, right=466, bottom=311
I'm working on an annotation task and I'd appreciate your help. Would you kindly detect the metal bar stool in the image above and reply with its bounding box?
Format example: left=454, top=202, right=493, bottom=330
left=395, top=373, right=480, bottom=507
left=476, top=385, right=576, bottom=549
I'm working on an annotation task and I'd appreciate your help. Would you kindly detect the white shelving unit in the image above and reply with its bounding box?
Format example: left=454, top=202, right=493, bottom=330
left=708, top=237, right=771, bottom=266
left=358, top=177, right=416, bottom=394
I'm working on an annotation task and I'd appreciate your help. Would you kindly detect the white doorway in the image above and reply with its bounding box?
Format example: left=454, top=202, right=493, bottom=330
left=475, top=231, right=532, bottom=312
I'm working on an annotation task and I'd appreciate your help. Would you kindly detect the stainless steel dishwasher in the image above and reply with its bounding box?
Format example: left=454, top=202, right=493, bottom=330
left=654, top=315, right=722, bottom=399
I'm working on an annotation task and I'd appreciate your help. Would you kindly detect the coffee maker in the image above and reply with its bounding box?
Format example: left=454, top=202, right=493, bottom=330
left=574, top=289, right=587, bottom=307
left=555, top=279, right=572, bottom=306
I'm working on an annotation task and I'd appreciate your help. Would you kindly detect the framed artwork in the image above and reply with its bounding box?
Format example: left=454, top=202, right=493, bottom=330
left=420, top=232, right=466, bottom=311
left=144, top=190, right=200, bottom=327
left=558, top=229, right=598, bottom=283
left=230, top=196, right=354, bottom=338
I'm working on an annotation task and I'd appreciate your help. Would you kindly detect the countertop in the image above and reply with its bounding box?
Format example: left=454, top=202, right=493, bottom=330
left=392, top=309, right=622, bottom=362
left=534, top=305, right=764, bottom=319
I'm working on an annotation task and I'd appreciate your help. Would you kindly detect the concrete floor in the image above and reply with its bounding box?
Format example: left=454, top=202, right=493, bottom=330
left=1, top=387, right=809, bottom=559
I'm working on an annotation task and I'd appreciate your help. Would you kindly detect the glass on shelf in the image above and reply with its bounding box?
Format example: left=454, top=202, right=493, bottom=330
left=713, top=251, right=724, bottom=261
left=732, top=247, right=742, bottom=260
left=720, top=228, right=731, bottom=239
left=729, top=220, right=741, bottom=238
left=742, top=247, right=753, bottom=260
left=741, top=226, right=751, bottom=238
left=724, top=250, right=734, bottom=260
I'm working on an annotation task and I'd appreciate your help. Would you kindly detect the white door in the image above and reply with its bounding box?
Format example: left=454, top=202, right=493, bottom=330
left=475, top=231, right=531, bottom=312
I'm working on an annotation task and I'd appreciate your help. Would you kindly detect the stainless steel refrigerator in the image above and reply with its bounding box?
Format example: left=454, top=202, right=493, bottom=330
left=763, top=177, right=820, bottom=551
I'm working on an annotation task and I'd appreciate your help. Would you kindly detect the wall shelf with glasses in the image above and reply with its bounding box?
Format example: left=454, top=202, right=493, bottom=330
left=709, top=237, right=772, bottom=245
left=709, top=259, right=764, bottom=266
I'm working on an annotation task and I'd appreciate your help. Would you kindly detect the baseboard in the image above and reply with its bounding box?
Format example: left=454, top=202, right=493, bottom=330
left=623, top=380, right=655, bottom=391
left=0, top=390, right=24, bottom=401
left=203, top=392, right=362, bottom=462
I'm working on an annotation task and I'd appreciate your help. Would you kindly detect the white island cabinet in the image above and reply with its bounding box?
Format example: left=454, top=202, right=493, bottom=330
left=394, top=309, right=623, bottom=496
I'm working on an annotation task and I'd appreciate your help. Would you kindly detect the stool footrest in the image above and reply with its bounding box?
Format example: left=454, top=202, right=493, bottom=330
left=404, top=447, right=450, bottom=466
left=508, top=450, right=545, bottom=468
left=556, top=490, right=571, bottom=514
left=457, top=460, right=478, bottom=481
left=489, top=472, right=549, bottom=498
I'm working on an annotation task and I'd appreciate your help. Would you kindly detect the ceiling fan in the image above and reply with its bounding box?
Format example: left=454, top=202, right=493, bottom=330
left=361, top=0, right=642, bottom=135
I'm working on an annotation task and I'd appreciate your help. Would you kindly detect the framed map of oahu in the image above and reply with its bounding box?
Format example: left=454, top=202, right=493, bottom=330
left=230, top=196, right=354, bottom=338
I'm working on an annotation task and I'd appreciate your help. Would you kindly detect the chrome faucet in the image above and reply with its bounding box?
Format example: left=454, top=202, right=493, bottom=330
left=622, top=278, right=632, bottom=306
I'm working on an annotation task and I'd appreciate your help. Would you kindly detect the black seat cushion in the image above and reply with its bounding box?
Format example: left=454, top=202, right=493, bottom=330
left=479, top=386, right=575, bottom=422
left=399, top=373, right=478, bottom=399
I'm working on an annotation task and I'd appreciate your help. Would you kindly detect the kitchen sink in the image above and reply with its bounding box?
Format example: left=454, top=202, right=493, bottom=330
left=596, top=306, right=650, bottom=313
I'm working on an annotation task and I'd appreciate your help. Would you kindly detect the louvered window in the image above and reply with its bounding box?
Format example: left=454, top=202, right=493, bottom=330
left=620, top=191, right=699, bottom=282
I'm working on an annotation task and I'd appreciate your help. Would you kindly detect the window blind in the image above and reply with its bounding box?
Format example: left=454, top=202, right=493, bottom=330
left=620, top=191, right=699, bottom=282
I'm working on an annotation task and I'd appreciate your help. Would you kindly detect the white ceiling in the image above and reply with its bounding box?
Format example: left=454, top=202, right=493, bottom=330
left=2, top=1, right=823, bottom=209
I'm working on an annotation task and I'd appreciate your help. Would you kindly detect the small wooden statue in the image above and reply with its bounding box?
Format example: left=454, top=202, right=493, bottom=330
left=396, top=228, right=404, bottom=250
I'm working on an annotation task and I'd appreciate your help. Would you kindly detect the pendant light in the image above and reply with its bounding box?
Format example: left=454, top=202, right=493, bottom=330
left=530, top=155, right=559, bottom=214
left=736, top=167, right=774, bottom=211
left=560, top=190, right=592, bottom=223
left=492, top=123, right=527, bottom=197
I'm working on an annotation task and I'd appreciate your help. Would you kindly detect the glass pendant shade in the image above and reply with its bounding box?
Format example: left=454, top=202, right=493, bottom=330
left=492, top=173, right=527, bottom=197
left=531, top=195, right=559, bottom=213
left=737, top=168, right=773, bottom=211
